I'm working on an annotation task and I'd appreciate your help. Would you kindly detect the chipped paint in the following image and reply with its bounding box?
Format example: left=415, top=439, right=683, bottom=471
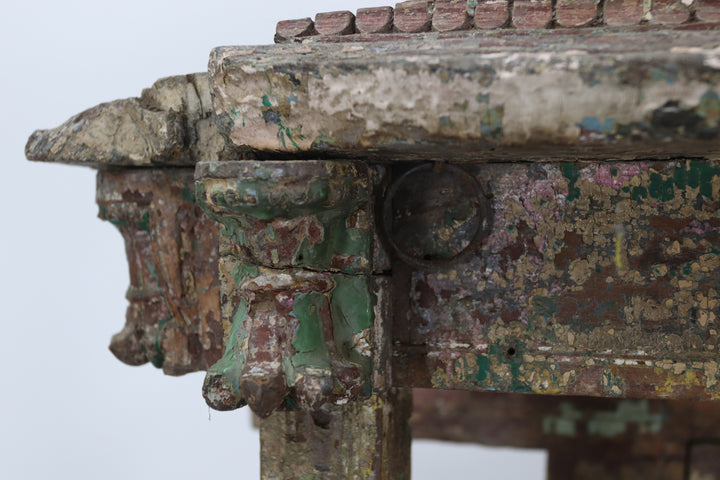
left=197, top=160, right=383, bottom=417
left=396, top=159, right=720, bottom=401
left=210, top=35, right=720, bottom=159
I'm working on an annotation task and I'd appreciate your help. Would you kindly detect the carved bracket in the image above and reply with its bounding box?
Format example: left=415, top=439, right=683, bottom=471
left=195, top=160, right=389, bottom=417
left=97, top=169, right=223, bottom=375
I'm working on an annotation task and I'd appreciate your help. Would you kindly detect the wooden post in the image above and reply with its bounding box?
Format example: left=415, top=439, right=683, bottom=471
left=196, top=160, right=409, bottom=478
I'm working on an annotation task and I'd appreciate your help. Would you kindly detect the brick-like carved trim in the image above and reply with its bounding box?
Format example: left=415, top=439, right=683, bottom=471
left=275, top=0, right=720, bottom=42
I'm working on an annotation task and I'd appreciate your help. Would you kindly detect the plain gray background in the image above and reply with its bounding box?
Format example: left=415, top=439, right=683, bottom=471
left=1, top=1, right=546, bottom=478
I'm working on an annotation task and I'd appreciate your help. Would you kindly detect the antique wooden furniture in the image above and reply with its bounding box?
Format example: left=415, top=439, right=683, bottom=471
left=26, top=1, right=720, bottom=478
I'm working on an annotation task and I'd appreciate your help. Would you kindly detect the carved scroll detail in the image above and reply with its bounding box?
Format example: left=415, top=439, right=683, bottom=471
left=97, top=169, right=223, bottom=375
left=196, top=160, right=388, bottom=417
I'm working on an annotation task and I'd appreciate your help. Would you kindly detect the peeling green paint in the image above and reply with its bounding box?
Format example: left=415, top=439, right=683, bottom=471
left=579, top=117, right=617, bottom=135
left=292, top=293, right=331, bottom=368
left=136, top=211, right=150, bottom=232
left=206, top=297, right=249, bottom=402
left=644, top=161, right=720, bottom=202
left=532, top=295, right=558, bottom=318
left=602, top=369, right=625, bottom=397
left=562, top=162, right=581, bottom=201
left=330, top=276, right=374, bottom=345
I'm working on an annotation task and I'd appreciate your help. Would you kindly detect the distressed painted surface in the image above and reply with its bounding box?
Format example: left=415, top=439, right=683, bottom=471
left=210, top=33, right=719, bottom=161
left=26, top=73, right=222, bottom=167
left=260, top=390, right=411, bottom=480
left=96, top=169, right=222, bottom=375
left=394, top=159, right=720, bottom=400
left=196, top=160, right=389, bottom=417
left=23, top=10, right=720, bottom=479
left=196, top=161, right=387, bottom=274
left=413, top=389, right=720, bottom=479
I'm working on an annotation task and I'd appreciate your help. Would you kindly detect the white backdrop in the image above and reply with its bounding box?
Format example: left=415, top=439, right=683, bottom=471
left=0, top=1, right=546, bottom=478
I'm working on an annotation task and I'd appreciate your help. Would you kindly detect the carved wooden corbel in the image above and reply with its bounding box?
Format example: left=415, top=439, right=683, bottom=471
left=96, top=169, right=223, bottom=375
left=195, top=160, right=389, bottom=418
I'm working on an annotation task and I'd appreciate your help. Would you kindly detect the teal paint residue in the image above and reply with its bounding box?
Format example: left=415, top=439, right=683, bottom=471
left=229, top=107, right=245, bottom=127
left=467, top=0, right=478, bottom=15
left=206, top=297, right=249, bottom=396
left=480, top=105, right=504, bottom=139
left=136, top=211, right=150, bottom=232
left=509, top=359, right=533, bottom=393
left=532, top=295, right=557, bottom=318
left=473, top=344, right=531, bottom=393
left=294, top=178, right=372, bottom=273
left=107, top=217, right=128, bottom=228
left=146, top=260, right=159, bottom=281
left=650, top=65, right=678, bottom=84
left=475, top=354, right=490, bottom=382
left=601, top=369, right=625, bottom=397
left=687, top=160, right=720, bottom=198
left=210, top=177, right=332, bottom=221
left=150, top=336, right=165, bottom=368
left=561, top=162, right=581, bottom=201
left=230, top=263, right=259, bottom=286
left=292, top=293, right=331, bottom=368
left=260, top=93, right=305, bottom=151
left=439, top=116, right=455, bottom=129
left=476, top=93, right=490, bottom=104
left=578, top=117, right=617, bottom=135
left=330, top=276, right=374, bottom=376
left=199, top=172, right=372, bottom=274
left=631, top=186, right=648, bottom=201
left=645, top=161, right=720, bottom=202
left=181, top=187, right=195, bottom=204
left=648, top=172, right=675, bottom=202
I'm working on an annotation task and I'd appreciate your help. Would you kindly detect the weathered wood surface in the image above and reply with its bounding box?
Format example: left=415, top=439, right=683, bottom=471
left=314, top=11, right=356, bottom=36
left=392, top=159, right=720, bottom=400
left=26, top=74, right=222, bottom=167
left=96, top=169, right=223, bottom=375
left=261, top=389, right=411, bottom=480
left=196, top=160, right=391, bottom=418
left=274, top=0, right=720, bottom=43
left=413, top=389, right=720, bottom=479
left=210, top=32, right=720, bottom=161
left=23, top=14, right=720, bottom=480
left=356, top=6, right=395, bottom=33
left=275, top=18, right=317, bottom=43
left=433, top=0, right=474, bottom=32
left=395, top=0, right=435, bottom=32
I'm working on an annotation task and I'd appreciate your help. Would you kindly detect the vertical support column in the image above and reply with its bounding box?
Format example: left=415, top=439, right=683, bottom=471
left=195, top=160, right=410, bottom=479
left=260, top=389, right=412, bottom=480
